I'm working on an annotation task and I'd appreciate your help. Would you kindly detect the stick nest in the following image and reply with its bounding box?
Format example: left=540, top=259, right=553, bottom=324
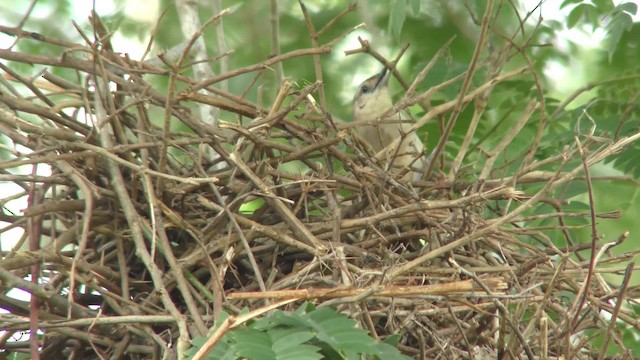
left=0, top=27, right=638, bottom=360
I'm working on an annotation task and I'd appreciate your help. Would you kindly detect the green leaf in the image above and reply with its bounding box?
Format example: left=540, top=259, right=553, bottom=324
left=254, top=304, right=407, bottom=358
left=560, top=0, right=584, bottom=9
left=309, top=310, right=375, bottom=353
left=389, top=0, right=407, bottom=39
left=233, top=328, right=276, bottom=360
left=206, top=339, right=237, bottom=360
left=606, top=11, right=634, bottom=62
left=270, top=329, right=322, bottom=360
left=567, top=3, right=595, bottom=29
left=592, top=0, right=615, bottom=12
left=372, top=342, right=412, bottom=360
left=410, top=0, right=421, bottom=15
left=618, top=1, right=638, bottom=15
left=383, top=334, right=401, bottom=346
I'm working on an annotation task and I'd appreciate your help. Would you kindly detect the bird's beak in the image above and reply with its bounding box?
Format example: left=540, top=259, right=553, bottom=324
left=374, top=68, right=389, bottom=90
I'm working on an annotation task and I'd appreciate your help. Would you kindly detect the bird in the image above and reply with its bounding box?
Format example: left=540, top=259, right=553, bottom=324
left=351, top=68, right=426, bottom=180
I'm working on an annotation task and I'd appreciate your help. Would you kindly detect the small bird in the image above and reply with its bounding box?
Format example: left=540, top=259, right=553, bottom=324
left=352, top=68, right=425, bottom=180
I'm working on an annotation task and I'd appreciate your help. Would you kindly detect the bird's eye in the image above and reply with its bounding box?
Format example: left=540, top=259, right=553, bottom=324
left=361, top=86, right=370, bottom=94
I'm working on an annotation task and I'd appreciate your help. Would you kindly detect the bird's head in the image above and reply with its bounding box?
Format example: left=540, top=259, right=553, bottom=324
left=352, top=68, right=393, bottom=121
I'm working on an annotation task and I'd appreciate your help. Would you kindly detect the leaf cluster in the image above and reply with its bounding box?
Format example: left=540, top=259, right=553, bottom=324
left=187, top=303, right=409, bottom=360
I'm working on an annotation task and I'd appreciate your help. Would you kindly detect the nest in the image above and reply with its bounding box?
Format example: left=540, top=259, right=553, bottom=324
left=1, top=15, right=639, bottom=360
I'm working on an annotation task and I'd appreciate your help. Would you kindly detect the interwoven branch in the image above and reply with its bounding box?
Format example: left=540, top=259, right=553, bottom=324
left=0, top=3, right=638, bottom=359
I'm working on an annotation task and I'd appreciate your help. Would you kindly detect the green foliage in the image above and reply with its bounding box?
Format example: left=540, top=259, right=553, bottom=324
left=562, top=0, right=637, bottom=60
left=186, top=303, right=410, bottom=360
left=552, top=77, right=640, bottom=178
left=584, top=316, right=640, bottom=358
left=389, top=0, right=407, bottom=39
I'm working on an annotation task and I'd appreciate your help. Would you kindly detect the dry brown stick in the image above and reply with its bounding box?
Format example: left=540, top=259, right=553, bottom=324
left=24, top=162, right=44, bottom=360
left=268, top=80, right=292, bottom=116
left=524, top=256, right=569, bottom=358
left=245, top=81, right=322, bottom=129
left=278, top=132, right=346, bottom=164
left=155, top=53, right=182, bottom=197
left=449, top=87, right=487, bottom=178
left=119, top=57, right=262, bottom=113
left=580, top=269, right=636, bottom=329
left=53, top=161, right=96, bottom=317
left=54, top=141, right=218, bottom=185
left=191, top=47, right=331, bottom=92
left=345, top=37, right=410, bottom=90
left=550, top=74, right=640, bottom=120
left=506, top=209, right=619, bottom=223
left=0, top=151, right=95, bottom=172
left=0, top=91, right=90, bottom=136
left=387, top=131, right=640, bottom=280
left=0, top=174, right=70, bottom=185
left=424, top=0, right=495, bottom=181
left=0, top=247, right=123, bottom=290
left=299, top=0, right=326, bottom=108
left=228, top=277, right=507, bottom=300
left=0, top=265, right=95, bottom=319
left=0, top=46, right=258, bottom=145
left=598, top=262, right=633, bottom=359
left=317, top=2, right=357, bottom=37
left=1, top=4, right=635, bottom=357
left=2, top=315, right=180, bottom=330
left=0, top=24, right=80, bottom=48
left=405, top=36, right=456, bottom=99
left=539, top=198, right=579, bottom=252
left=189, top=127, right=360, bottom=192
left=357, top=65, right=530, bottom=170
left=120, top=54, right=262, bottom=113
left=0, top=62, right=56, bottom=109
left=228, top=152, right=325, bottom=250
left=208, top=173, right=267, bottom=293
left=42, top=71, right=82, bottom=91
left=171, top=4, right=232, bottom=129
left=613, top=89, right=640, bottom=140
left=338, top=187, right=517, bottom=230
left=0, top=49, right=185, bottom=123
left=196, top=196, right=318, bottom=255
left=142, top=173, right=209, bottom=335
left=493, top=29, right=548, bottom=175
left=191, top=298, right=298, bottom=360
left=179, top=89, right=258, bottom=118
left=41, top=326, right=152, bottom=355
left=92, top=77, right=191, bottom=351
left=477, top=99, right=538, bottom=182
left=567, top=135, right=599, bottom=335
left=20, top=198, right=105, bottom=217
left=369, top=295, right=542, bottom=318
left=453, top=258, right=535, bottom=359
left=445, top=300, right=473, bottom=358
